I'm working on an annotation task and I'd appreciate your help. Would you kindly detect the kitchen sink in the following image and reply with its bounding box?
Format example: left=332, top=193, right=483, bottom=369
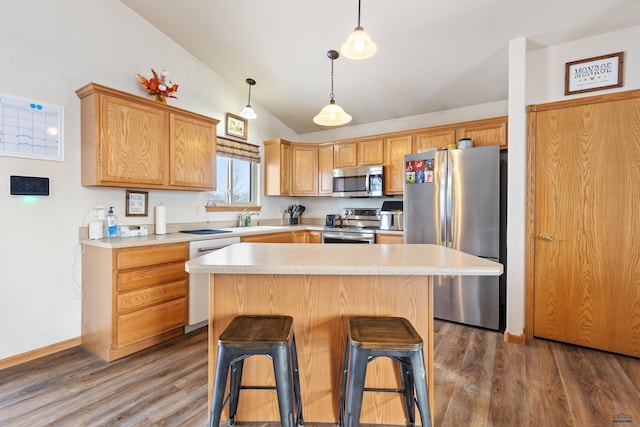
left=180, top=229, right=233, bottom=235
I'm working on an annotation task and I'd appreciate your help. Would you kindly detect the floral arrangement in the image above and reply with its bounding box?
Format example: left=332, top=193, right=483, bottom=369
left=137, top=69, right=178, bottom=103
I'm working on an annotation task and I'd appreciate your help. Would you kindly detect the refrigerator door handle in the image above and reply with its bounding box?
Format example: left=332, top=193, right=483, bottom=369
left=446, top=156, right=454, bottom=247
left=438, top=155, right=447, bottom=246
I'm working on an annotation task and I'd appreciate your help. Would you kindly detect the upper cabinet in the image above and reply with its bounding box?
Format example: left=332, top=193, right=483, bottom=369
left=455, top=116, right=507, bottom=148
left=333, top=142, right=357, bottom=168
left=384, top=134, right=413, bottom=195
left=76, top=83, right=219, bottom=191
left=317, top=143, right=334, bottom=195
left=414, top=128, right=457, bottom=152
left=357, top=138, right=384, bottom=166
left=264, top=139, right=318, bottom=196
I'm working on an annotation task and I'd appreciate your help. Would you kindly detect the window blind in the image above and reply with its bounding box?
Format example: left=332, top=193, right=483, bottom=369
left=216, top=137, right=261, bottom=163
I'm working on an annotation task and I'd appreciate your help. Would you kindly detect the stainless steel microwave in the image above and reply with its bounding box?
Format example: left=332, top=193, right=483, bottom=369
left=332, top=165, right=384, bottom=197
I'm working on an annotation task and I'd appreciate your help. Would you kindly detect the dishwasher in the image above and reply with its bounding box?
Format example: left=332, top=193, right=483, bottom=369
left=186, top=236, right=240, bottom=332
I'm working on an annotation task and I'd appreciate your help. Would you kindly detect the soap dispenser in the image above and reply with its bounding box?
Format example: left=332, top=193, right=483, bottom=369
left=105, top=206, right=118, bottom=237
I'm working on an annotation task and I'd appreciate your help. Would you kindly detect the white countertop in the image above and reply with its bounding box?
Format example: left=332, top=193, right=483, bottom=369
left=186, top=242, right=503, bottom=276
left=79, top=225, right=319, bottom=248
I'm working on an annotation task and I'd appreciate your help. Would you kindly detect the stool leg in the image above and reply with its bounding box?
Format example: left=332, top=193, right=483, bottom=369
left=338, top=338, right=350, bottom=427
left=398, top=357, right=416, bottom=425
left=228, top=358, right=245, bottom=424
left=344, top=346, right=369, bottom=427
left=409, top=351, right=432, bottom=427
left=273, top=345, right=296, bottom=427
left=290, top=335, right=304, bottom=426
left=210, top=347, right=232, bottom=427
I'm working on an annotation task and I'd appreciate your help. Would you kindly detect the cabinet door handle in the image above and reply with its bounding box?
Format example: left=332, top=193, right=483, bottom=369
left=539, top=233, right=556, bottom=242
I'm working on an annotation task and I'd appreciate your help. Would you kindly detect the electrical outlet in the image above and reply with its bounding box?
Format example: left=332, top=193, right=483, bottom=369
left=194, top=203, right=201, bottom=214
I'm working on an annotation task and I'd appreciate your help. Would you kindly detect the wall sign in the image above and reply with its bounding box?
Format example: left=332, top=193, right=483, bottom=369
left=126, top=190, right=148, bottom=217
left=0, top=92, right=64, bottom=161
left=565, top=52, right=624, bottom=95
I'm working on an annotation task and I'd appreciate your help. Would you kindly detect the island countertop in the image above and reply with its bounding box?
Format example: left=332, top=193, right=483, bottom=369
left=186, top=242, right=503, bottom=276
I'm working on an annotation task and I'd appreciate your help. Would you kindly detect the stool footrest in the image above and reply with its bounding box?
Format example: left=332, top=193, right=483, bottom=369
left=363, top=387, right=405, bottom=393
left=239, top=385, right=277, bottom=391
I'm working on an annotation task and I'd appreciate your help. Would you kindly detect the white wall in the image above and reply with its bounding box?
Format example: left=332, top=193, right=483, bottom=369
left=502, top=25, right=640, bottom=337
left=0, top=0, right=298, bottom=359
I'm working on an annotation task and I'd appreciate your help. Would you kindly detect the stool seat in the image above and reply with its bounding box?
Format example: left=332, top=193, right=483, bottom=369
left=339, top=316, right=432, bottom=427
left=220, top=315, right=293, bottom=347
left=210, top=315, right=303, bottom=427
left=349, top=316, right=422, bottom=350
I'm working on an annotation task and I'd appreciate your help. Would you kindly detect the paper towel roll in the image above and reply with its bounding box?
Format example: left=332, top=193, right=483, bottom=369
left=155, top=204, right=166, bottom=235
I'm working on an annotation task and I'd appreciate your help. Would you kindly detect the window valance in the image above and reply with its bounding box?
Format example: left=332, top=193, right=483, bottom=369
left=216, top=137, right=261, bottom=163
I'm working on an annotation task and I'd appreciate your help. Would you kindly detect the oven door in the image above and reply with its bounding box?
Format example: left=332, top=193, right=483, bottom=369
left=322, top=230, right=375, bottom=244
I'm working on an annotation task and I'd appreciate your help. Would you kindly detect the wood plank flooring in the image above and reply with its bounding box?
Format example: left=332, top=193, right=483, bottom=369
left=1, top=321, right=638, bottom=426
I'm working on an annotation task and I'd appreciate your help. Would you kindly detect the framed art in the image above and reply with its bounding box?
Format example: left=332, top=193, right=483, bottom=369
left=565, top=52, right=624, bottom=95
left=225, top=112, right=248, bottom=139
left=125, top=190, right=148, bottom=216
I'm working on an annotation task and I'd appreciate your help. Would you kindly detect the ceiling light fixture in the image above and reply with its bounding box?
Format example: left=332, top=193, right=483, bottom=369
left=239, top=78, right=257, bottom=119
left=313, top=50, right=352, bottom=127
left=340, top=0, right=377, bottom=60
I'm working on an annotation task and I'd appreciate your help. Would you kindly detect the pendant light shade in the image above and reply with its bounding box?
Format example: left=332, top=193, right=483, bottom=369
left=313, top=50, right=352, bottom=127
left=239, top=78, right=257, bottom=119
left=340, top=0, right=377, bottom=60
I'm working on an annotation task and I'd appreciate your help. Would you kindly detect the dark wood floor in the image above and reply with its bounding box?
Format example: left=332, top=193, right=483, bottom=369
left=1, top=321, right=638, bottom=426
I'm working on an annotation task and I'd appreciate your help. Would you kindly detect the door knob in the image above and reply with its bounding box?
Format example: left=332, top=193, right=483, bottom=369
left=539, top=233, right=555, bottom=241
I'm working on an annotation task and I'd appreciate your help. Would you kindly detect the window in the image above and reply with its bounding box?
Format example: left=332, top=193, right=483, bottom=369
left=209, top=156, right=257, bottom=205
left=208, top=137, right=261, bottom=206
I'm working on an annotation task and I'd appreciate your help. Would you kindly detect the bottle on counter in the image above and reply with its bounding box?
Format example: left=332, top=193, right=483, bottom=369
left=105, top=206, right=118, bottom=237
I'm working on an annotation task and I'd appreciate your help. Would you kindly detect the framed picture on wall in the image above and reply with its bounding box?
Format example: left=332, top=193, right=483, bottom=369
left=565, top=52, right=624, bottom=95
left=125, top=190, right=148, bottom=216
left=225, top=112, right=248, bottom=139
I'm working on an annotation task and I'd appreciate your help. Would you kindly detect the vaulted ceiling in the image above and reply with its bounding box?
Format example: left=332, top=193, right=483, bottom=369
left=121, top=0, right=639, bottom=134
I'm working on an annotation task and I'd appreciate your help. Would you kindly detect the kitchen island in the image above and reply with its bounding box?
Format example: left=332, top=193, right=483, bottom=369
left=187, top=243, right=502, bottom=424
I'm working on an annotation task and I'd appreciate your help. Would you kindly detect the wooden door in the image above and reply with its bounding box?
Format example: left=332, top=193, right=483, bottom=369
left=532, top=96, right=640, bottom=357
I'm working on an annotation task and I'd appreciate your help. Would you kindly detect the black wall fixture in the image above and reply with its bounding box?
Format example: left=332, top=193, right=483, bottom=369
left=10, top=175, right=50, bottom=196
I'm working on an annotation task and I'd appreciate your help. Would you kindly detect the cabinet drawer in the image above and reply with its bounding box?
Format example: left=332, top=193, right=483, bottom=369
left=117, top=279, right=187, bottom=313
left=117, top=261, right=187, bottom=292
left=116, top=243, right=187, bottom=270
left=117, top=298, right=187, bottom=348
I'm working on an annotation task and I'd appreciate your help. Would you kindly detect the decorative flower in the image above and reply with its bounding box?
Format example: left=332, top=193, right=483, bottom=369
left=137, top=69, right=179, bottom=103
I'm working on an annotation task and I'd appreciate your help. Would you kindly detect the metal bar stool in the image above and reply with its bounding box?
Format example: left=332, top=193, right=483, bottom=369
left=338, top=316, right=432, bottom=427
left=209, top=315, right=304, bottom=427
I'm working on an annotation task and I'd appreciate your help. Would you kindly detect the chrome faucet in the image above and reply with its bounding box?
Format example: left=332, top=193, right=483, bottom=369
left=237, top=211, right=258, bottom=227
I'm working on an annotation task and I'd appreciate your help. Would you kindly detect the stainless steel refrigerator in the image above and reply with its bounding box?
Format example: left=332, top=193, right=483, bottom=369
left=403, top=146, right=505, bottom=330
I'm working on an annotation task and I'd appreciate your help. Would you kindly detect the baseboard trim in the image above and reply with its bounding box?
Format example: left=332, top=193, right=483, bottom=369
left=0, top=336, right=81, bottom=370
left=504, top=330, right=527, bottom=345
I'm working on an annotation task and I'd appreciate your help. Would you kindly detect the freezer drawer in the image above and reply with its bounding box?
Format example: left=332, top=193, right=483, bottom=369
left=434, top=274, right=500, bottom=330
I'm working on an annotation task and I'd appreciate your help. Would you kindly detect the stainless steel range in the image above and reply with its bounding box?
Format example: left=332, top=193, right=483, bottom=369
left=322, top=208, right=380, bottom=244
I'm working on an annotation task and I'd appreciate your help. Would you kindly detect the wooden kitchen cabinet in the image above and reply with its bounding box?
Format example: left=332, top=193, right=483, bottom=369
left=241, top=230, right=320, bottom=243
left=82, top=242, right=188, bottom=361
left=456, top=116, right=507, bottom=148
left=333, top=142, right=357, bottom=168
left=318, top=143, right=334, bottom=195
left=291, top=144, right=318, bottom=195
left=357, top=138, right=384, bottom=165
left=264, top=139, right=319, bottom=196
left=384, top=134, right=413, bottom=194
left=413, top=128, right=457, bottom=151
left=76, top=83, right=218, bottom=191
left=376, top=234, right=404, bottom=244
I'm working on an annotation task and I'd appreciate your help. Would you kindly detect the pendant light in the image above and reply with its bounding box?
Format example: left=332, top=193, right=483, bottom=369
left=239, top=78, right=257, bottom=119
left=313, top=50, right=352, bottom=127
left=340, top=0, right=377, bottom=60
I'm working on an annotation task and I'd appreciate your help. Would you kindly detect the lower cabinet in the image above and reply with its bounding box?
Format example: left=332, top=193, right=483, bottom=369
left=376, top=234, right=404, bottom=244
left=82, top=242, right=188, bottom=361
left=240, top=230, right=312, bottom=243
